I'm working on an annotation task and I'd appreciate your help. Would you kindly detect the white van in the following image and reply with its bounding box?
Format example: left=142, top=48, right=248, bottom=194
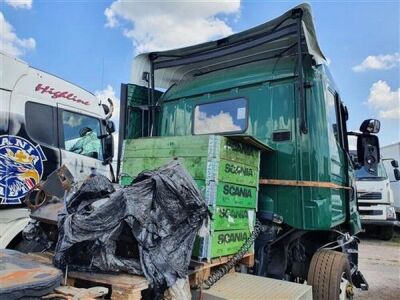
left=0, top=52, right=115, bottom=250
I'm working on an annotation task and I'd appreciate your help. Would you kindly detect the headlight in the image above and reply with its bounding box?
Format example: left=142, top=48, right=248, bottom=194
left=386, top=206, right=396, bottom=220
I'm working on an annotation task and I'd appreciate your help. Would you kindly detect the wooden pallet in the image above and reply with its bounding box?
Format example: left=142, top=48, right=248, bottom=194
left=27, top=252, right=149, bottom=300
left=188, top=252, right=254, bottom=288
left=28, top=251, right=254, bottom=297
left=43, top=286, right=109, bottom=300
left=66, top=271, right=148, bottom=300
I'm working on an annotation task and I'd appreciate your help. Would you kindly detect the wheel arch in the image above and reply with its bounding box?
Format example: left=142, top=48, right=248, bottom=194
left=0, top=216, right=30, bottom=249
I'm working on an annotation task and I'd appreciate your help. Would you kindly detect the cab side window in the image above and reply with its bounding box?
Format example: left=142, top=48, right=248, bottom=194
left=327, top=90, right=347, bottom=151
left=60, top=110, right=103, bottom=160
left=25, top=102, right=57, bottom=146
left=193, top=98, right=248, bottom=135
left=326, top=90, right=342, bottom=163
left=326, top=91, right=339, bottom=144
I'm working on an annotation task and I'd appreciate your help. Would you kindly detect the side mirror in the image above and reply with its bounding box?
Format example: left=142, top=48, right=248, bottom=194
left=106, top=120, right=116, bottom=134
left=391, top=160, right=399, bottom=168
left=102, top=134, right=114, bottom=165
left=360, top=119, right=380, bottom=134
left=102, top=103, right=110, bottom=115
left=357, top=134, right=380, bottom=174
left=394, top=169, right=400, bottom=181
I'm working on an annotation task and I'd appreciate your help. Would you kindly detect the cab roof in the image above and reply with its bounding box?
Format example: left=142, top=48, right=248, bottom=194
left=131, top=3, right=326, bottom=90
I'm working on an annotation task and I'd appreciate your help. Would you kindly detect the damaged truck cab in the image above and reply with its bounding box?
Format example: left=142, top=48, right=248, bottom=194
left=0, top=52, right=115, bottom=250
left=119, top=4, right=378, bottom=298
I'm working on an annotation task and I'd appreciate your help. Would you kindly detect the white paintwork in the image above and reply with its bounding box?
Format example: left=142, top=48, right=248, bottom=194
left=356, top=165, right=395, bottom=222
left=381, top=142, right=400, bottom=213
left=56, top=102, right=111, bottom=182
left=0, top=51, right=113, bottom=248
left=0, top=208, right=30, bottom=248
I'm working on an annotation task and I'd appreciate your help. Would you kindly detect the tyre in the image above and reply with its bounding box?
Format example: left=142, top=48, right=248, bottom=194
left=378, top=226, right=393, bottom=241
left=14, top=239, right=46, bottom=253
left=307, top=249, right=352, bottom=300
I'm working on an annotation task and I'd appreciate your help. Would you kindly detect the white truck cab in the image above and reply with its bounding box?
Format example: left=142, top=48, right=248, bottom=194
left=0, top=52, right=115, bottom=250
left=355, top=160, right=400, bottom=240
left=381, top=143, right=400, bottom=216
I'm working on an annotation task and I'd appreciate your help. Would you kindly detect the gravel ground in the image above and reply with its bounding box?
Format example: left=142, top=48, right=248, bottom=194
left=354, top=233, right=400, bottom=300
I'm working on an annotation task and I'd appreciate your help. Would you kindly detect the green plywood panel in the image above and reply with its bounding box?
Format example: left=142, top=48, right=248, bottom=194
left=214, top=160, right=259, bottom=187
left=123, top=136, right=210, bottom=160
left=124, top=147, right=209, bottom=158
left=214, top=183, right=257, bottom=208
left=195, top=180, right=257, bottom=208
left=121, top=136, right=261, bottom=187
left=122, top=156, right=259, bottom=187
left=123, top=135, right=260, bottom=166
left=192, top=228, right=252, bottom=259
left=216, top=138, right=260, bottom=168
left=121, top=156, right=208, bottom=181
left=211, top=229, right=252, bottom=257
left=211, top=206, right=255, bottom=231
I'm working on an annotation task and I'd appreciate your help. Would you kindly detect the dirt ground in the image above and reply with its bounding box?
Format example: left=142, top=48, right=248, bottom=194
left=354, top=232, right=400, bottom=300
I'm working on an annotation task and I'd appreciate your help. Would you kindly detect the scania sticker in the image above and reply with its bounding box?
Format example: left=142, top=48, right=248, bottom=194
left=217, top=231, right=248, bottom=244
left=0, top=135, right=47, bottom=204
left=224, top=163, right=254, bottom=176
left=218, top=208, right=248, bottom=219
left=226, top=139, right=256, bottom=157
left=223, top=183, right=252, bottom=198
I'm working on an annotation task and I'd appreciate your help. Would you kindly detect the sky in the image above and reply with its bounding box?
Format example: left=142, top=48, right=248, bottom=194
left=1, top=0, right=399, bottom=148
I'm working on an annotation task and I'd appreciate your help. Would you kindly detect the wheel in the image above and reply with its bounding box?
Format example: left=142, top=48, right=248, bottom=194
left=378, top=226, right=393, bottom=241
left=14, top=239, right=46, bottom=253
left=307, top=249, right=353, bottom=300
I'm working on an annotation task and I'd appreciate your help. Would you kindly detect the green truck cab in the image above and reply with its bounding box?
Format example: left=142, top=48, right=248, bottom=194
left=118, top=4, right=380, bottom=298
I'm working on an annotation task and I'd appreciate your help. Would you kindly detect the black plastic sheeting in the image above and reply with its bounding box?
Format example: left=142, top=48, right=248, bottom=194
left=53, top=161, right=208, bottom=296
left=22, top=219, right=53, bottom=251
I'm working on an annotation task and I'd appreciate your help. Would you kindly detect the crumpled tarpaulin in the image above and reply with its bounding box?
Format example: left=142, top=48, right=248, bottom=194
left=53, top=160, right=208, bottom=296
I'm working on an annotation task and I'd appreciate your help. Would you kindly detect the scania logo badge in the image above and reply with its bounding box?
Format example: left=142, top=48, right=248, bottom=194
left=0, top=135, right=47, bottom=204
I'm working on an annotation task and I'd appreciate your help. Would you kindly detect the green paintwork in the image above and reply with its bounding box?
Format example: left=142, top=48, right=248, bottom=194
left=124, top=84, right=151, bottom=139
left=120, top=175, right=133, bottom=186
left=148, top=56, right=357, bottom=232
left=211, top=206, right=255, bottom=231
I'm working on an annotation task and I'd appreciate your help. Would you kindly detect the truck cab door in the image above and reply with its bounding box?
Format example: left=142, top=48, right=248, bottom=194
left=119, top=83, right=163, bottom=140
left=117, top=83, right=162, bottom=177
left=57, top=104, right=111, bottom=182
